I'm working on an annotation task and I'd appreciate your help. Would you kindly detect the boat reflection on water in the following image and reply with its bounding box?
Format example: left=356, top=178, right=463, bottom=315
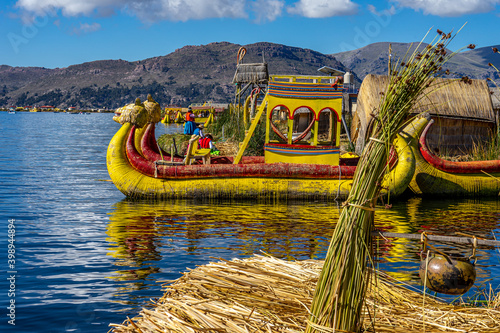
left=106, top=198, right=500, bottom=297
left=374, top=198, right=500, bottom=283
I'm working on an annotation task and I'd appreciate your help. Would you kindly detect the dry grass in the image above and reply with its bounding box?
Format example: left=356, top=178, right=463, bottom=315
left=109, top=255, right=500, bottom=333
left=213, top=140, right=240, bottom=156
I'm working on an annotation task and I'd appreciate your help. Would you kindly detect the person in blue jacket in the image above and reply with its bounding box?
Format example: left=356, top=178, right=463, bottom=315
left=193, top=123, right=205, bottom=137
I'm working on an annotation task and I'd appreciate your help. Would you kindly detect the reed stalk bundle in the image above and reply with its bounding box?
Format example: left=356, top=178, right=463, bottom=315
left=109, top=254, right=500, bottom=333
left=305, top=29, right=466, bottom=333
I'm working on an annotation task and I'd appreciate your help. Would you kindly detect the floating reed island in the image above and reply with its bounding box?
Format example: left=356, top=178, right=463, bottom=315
left=109, top=254, right=500, bottom=333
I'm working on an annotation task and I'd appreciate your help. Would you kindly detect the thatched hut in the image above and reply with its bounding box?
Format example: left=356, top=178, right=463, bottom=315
left=352, top=74, right=497, bottom=154
left=491, top=90, right=500, bottom=125
left=232, top=63, right=269, bottom=84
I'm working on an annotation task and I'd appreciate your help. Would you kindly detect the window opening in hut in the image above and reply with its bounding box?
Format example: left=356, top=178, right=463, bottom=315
left=269, top=105, right=289, bottom=142
left=317, top=108, right=335, bottom=144
left=292, top=107, right=314, bottom=143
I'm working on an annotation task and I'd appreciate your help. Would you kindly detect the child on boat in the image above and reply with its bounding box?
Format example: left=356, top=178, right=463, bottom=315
left=193, top=123, right=205, bottom=137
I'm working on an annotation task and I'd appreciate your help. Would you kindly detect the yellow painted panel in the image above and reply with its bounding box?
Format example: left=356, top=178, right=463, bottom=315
left=264, top=150, right=339, bottom=165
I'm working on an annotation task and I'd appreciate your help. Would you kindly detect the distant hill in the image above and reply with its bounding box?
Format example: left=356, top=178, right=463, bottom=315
left=0, top=42, right=350, bottom=109
left=331, top=42, right=500, bottom=83
left=1, top=41, right=499, bottom=110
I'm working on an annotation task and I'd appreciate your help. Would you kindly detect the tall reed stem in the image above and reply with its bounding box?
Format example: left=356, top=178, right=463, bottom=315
left=306, top=27, right=464, bottom=332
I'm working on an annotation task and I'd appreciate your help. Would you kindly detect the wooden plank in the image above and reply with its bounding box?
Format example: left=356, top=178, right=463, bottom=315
left=372, top=231, right=500, bottom=247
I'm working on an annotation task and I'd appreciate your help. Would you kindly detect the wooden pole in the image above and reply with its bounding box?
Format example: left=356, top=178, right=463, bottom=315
left=388, top=44, right=392, bottom=76
left=373, top=231, right=500, bottom=247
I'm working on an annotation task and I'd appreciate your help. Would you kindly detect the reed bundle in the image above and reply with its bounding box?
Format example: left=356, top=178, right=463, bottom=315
left=209, top=104, right=266, bottom=156
left=305, top=29, right=466, bottom=333
left=109, top=254, right=500, bottom=333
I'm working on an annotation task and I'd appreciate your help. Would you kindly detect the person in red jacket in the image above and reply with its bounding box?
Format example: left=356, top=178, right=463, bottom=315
left=185, top=107, right=193, bottom=122
left=198, top=134, right=218, bottom=152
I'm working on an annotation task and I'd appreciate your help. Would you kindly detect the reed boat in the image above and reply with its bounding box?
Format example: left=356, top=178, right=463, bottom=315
left=161, top=106, right=216, bottom=125
left=402, top=115, right=500, bottom=197
left=107, top=76, right=416, bottom=200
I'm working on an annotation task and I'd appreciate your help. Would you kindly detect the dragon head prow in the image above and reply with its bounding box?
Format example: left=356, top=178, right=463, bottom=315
left=113, top=97, right=150, bottom=127
left=143, top=94, right=162, bottom=123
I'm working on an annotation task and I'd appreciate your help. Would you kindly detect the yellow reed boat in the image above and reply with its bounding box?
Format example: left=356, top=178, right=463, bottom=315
left=107, top=76, right=415, bottom=200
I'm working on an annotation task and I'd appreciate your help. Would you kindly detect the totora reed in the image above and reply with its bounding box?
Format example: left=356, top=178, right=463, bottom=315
left=109, top=254, right=500, bottom=333
left=305, top=27, right=470, bottom=332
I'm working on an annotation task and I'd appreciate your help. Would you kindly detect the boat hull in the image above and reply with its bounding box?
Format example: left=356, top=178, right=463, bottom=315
left=404, top=116, right=500, bottom=197
left=107, top=122, right=415, bottom=200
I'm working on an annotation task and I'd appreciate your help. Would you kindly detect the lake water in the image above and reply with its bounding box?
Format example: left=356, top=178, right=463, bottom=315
left=0, top=111, right=499, bottom=332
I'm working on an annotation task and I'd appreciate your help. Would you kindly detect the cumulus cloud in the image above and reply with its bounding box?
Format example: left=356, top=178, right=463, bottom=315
left=15, top=0, right=363, bottom=22
left=15, top=0, right=248, bottom=22
left=16, top=0, right=108, bottom=16
left=367, top=4, right=397, bottom=17
left=393, top=0, right=500, bottom=17
left=72, top=22, right=101, bottom=35
left=251, top=0, right=285, bottom=23
left=287, top=0, right=358, bottom=18
left=126, top=0, right=247, bottom=22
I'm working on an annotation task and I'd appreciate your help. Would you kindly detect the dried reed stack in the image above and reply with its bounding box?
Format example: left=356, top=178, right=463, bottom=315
left=305, top=29, right=465, bottom=333
left=109, top=255, right=500, bottom=333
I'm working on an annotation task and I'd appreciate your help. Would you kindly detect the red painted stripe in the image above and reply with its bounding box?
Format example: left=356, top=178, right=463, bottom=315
left=126, top=127, right=356, bottom=179
left=419, top=121, right=500, bottom=174
left=265, top=147, right=339, bottom=155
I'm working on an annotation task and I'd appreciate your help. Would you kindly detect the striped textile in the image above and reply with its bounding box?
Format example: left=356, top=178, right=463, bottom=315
left=268, top=81, right=343, bottom=99
left=265, top=144, right=340, bottom=155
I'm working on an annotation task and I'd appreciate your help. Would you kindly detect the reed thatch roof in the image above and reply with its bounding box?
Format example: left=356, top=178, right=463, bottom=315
left=352, top=75, right=497, bottom=152
left=232, top=63, right=269, bottom=84
left=359, top=74, right=495, bottom=120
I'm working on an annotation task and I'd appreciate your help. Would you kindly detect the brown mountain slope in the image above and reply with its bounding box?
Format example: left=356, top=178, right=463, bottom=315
left=0, top=42, right=350, bottom=109
left=331, top=42, right=500, bottom=83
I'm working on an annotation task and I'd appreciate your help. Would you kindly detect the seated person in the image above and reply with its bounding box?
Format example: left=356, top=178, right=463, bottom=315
left=198, top=134, right=219, bottom=154
left=193, top=123, right=205, bottom=137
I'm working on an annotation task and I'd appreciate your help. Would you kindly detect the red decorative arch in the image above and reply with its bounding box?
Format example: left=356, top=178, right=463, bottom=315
left=269, top=104, right=290, bottom=142
left=291, top=106, right=315, bottom=144
left=318, top=107, right=341, bottom=122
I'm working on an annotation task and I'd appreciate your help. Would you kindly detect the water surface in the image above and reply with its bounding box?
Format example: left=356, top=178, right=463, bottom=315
left=0, top=112, right=499, bottom=332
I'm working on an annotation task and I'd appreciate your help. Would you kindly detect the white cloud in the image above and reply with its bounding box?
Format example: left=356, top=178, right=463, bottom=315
left=393, top=0, right=500, bottom=17
left=368, top=4, right=396, bottom=17
left=251, top=0, right=285, bottom=23
left=16, top=0, right=109, bottom=16
left=72, top=22, right=101, bottom=35
left=15, top=0, right=248, bottom=22
left=15, top=0, right=362, bottom=22
left=127, top=0, right=248, bottom=22
left=287, top=0, right=358, bottom=18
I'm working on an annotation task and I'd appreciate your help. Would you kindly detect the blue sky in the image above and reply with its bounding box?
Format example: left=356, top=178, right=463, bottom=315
left=2, top=0, right=500, bottom=69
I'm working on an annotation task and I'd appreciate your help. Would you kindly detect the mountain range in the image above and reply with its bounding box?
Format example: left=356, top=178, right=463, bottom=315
left=1, top=41, right=499, bottom=109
